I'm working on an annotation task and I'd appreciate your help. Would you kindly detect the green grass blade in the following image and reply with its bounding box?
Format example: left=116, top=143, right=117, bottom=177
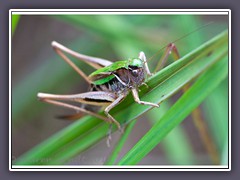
left=148, top=102, right=195, bottom=165
left=14, top=30, right=228, bottom=165
left=118, top=57, right=228, bottom=165
left=161, top=126, right=195, bottom=165
left=203, top=80, right=228, bottom=153
left=47, top=122, right=110, bottom=165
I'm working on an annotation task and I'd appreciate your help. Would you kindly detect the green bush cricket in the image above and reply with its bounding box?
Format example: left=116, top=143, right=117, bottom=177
left=36, top=23, right=211, bottom=147
left=37, top=40, right=180, bottom=144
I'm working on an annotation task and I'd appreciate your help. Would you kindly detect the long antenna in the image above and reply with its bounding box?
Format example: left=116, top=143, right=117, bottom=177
left=147, top=21, right=214, bottom=63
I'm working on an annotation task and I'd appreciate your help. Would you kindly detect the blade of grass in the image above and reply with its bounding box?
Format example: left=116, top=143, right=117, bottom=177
left=203, top=79, right=228, bottom=153
left=161, top=126, right=196, bottom=165
left=148, top=102, right=195, bottom=165
left=14, top=30, right=228, bottom=165
left=46, top=122, right=110, bottom=165
left=118, top=56, right=228, bottom=165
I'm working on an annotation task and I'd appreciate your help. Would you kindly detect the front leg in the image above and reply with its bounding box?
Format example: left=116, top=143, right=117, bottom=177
left=138, top=51, right=153, bottom=76
left=131, top=88, right=159, bottom=107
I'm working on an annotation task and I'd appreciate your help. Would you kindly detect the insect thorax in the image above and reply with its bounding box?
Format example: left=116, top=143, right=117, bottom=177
left=91, top=67, right=145, bottom=95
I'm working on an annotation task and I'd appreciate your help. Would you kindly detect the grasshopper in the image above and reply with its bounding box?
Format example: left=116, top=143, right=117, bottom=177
left=37, top=41, right=179, bottom=135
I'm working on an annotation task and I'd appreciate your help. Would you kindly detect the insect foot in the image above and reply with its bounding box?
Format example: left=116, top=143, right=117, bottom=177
left=106, top=126, right=112, bottom=147
left=141, top=82, right=149, bottom=89
left=137, top=100, right=159, bottom=108
left=108, top=116, right=121, bottom=131
left=106, top=136, right=111, bottom=147
left=151, top=103, right=159, bottom=108
left=106, top=126, right=124, bottom=147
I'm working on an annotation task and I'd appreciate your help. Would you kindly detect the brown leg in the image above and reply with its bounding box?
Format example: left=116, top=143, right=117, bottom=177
left=51, top=41, right=112, bottom=69
left=39, top=98, right=112, bottom=123
left=131, top=88, right=159, bottom=107
left=154, top=43, right=180, bottom=72
left=52, top=43, right=91, bottom=84
left=37, top=91, right=118, bottom=123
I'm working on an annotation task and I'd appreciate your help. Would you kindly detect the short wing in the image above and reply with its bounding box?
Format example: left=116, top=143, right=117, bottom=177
left=88, top=60, right=128, bottom=85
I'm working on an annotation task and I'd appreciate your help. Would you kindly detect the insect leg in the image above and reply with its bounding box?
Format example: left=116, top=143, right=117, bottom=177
left=37, top=91, right=118, bottom=123
left=52, top=41, right=112, bottom=69
left=51, top=42, right=91, bottom=84
left=38, top=91, right=116, bottom=106
left=131, top=88, right=159, bottom=107
left=104, top=94, right=126, bottom=131
left=138, top=51, right=152, bottom=76
left=38, top=98, right=112, bottom=123
left=154, top=43, right=180, bottom=72
left=106, top=124, right=113, bottom=147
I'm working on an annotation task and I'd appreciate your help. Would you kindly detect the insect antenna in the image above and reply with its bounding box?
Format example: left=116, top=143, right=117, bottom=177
left=146, top=22, right=214, bottom=66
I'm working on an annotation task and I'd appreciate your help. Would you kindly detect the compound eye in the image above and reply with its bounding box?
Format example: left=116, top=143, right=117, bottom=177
left=131, top=69, right=138, bottom=77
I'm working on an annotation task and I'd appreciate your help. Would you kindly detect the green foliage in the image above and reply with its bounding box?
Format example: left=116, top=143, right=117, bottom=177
left=148, top=102, right=195, bottom=165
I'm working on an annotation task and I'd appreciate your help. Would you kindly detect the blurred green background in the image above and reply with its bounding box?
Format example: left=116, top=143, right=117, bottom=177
left=12, top=14, right=228, bottom=165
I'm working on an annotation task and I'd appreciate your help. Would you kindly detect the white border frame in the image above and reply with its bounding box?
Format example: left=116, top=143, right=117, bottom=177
left=9, top=9, right=231, bottom=171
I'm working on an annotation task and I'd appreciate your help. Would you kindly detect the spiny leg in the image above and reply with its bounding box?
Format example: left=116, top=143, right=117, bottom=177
left=106, top=124, right=113, bottom=147
left=37, top=91, right=118, bottom=123
left=52, top=42, right=91, bottom=84
left=38, top=91, right=121, bottom=147
left=154, top=43, right=180, bottom=73
left=131, top=88, right=159, bottom=107
left=38, top=91, right=116, bottom=106
left=38, top=98, right=112, bottom=123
